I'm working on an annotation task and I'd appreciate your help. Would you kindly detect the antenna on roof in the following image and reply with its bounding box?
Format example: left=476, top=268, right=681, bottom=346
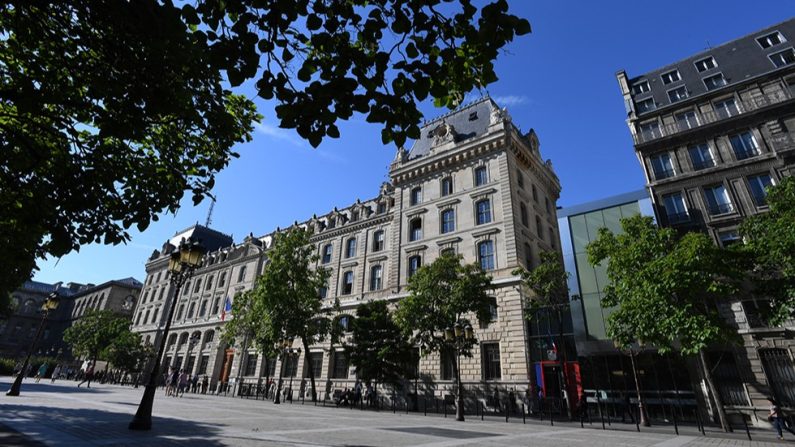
left=205, top=199, right=215, bottom=227
left=705, top=40, right=713, bottom=50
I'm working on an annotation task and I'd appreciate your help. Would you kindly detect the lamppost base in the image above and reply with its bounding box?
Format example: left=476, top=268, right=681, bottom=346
left=6, top=375, right=23, bottom=396
left=128, top=384, right=157, bottom=431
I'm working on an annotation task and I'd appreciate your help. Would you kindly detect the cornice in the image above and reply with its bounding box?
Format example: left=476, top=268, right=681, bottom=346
left=309, top=214, right=393, bottom=242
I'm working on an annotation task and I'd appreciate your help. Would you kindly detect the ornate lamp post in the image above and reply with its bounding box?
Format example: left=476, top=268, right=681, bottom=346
left=274, top=337, right=301, bottom=404
left=615, top=340, right=650, bottom=427
left=187, top=333, right=201, bottom=374
left=6, top=292, right=60, bottom=396
left=129, top=238, right=205, bottom=430
left=444, top=322, right=474, bottom=422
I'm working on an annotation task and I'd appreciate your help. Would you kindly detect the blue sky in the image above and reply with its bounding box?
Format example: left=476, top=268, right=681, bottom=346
left=34, top=2, right=791, bottom=286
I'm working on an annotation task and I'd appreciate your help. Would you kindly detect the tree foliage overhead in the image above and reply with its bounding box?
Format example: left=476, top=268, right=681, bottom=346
left=63, top=309, right=135, bottom=361
left=346, top=300, right=417, bottom=388
left=394, top=254, right=492, bottom=358
left=1, top=0, right=530, bottom=302
left=514, top=250, right=570, bottom=315
left=223, top=226, right=333, bottom=400
left=740, top=176, right=795, bottom=324
left=586, top=215, right=745, bottom=355
left=104, top=331, right=154, bottom=372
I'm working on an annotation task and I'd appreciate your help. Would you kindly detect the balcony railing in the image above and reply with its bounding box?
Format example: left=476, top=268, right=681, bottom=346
left=634, top=92, right=792, bottom=144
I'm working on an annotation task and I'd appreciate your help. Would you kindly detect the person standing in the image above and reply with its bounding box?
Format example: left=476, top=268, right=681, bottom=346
left=178, top=369, right=189, bottom=397
left=769, top=398, right=795, bottom=440
left=77, top=362, right=94, bottom=388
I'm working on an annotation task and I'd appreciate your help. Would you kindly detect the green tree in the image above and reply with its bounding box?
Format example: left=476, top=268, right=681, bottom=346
left=225, top=227, right=333, bottom=402
left=513, top=251, right=573, bottom=417
left=1, top=0, right=530, bottom=301
left=740, top=176, right=795, bottom=324
left=346, top=300, right=417, bottom=392
left=394, top=254, right=492, bottom=389
left=587, top=215, right=745, bottom=431
left=105, top=331, right=153, bottom=373
left=63, top=309, right=134, bottom=363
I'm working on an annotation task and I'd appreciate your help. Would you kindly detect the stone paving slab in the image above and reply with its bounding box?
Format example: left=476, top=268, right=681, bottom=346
left=0, top=377, right=789, bottom=446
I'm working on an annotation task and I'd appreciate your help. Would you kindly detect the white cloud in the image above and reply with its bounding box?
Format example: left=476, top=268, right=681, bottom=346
left=254, top=122, right=305, bottom=147
left=492, top=95, right=529, bottom=106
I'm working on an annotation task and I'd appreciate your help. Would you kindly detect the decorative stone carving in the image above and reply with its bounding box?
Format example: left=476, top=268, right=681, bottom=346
left=431, top=122, right=456, bottom=148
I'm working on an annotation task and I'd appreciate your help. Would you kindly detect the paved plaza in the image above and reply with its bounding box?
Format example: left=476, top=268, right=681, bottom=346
left=0, top=377, right=789, bottom=446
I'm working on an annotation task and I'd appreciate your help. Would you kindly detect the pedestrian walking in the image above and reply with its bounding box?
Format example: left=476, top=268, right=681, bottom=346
left=769, top=397, right=795, bottom=440
left=191, top=374, right=199, bottom=393
left=34, top=362, right=48, bottom=383
left=201, top=375, right=209, bottom=394
left=77, top=363, right=95, bottom=388
left=51, top=364, right=62, bottom=383
left=354, top=380, right=362, bottom=406
left=178, top=370, right=189, bottom=397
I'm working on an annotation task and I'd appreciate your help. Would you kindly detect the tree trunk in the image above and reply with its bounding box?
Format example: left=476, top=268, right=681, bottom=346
left=557, top=308, right=571, bottom=419
left=302, top=337, right=317, bottom=402
left=698, top=349, right=731, bottom=432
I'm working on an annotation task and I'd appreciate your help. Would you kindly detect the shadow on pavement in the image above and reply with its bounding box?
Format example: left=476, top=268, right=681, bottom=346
left=0, top=380, right=114, bottom=395
left=1, top=403, right=228, bottom=446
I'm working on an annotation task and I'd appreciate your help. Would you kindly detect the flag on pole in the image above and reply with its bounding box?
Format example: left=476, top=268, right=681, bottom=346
left=221, top=296, right=232, bottom=321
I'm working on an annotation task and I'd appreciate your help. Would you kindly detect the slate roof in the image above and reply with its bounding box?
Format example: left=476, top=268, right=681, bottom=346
left=407, top=97, right=499, bottom=160
left=169, top=224, right=234, bottom=253
left=628, top=17, right=795, bottom=117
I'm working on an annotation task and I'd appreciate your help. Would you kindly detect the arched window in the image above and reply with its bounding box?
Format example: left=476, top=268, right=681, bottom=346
left=187, top=302, right=196, bottom=318
left=206, top=275, right=214, bottom=290
left=204, top=330, right=215, bottom=343
left=144, top=310, right=151, bottom=324
left=238, top=265, right=247, bottom=283
left=372, top=230, right=385, bottom=251
left=135, top=312, right=143, bottom=325
left=178, top=332, right=189, bottom=346
left=520, top=203, right=528, bottom=227
left=524, top=243, right=533, bottom=268
left=322, top=244, right=333, bottom=264
left=152, top=308, right=159, bottom=325
left=370, top=265, right=383, bottom=291
left=476, top=199, right=492, bottom=225
left=478, top=241, right=495, bottom=271
left=345, top=238, right=357, bottom=258
left=441, top=177, right=453, bottom=196
left=176, top=304, right=185, bottom=320
left=338, top=315, right=352, bottom=331
left=409, top=218, right=422, bottom=241
left=219, top=272, right=227, bottom=287
left=341, top=271, right=354, bottom=295
left=408, top=255, right=422, bottom=278
left=167, top=333, right=177, bottom=347
left=441, top=209, right=455, bottom=234
left=193, top=279, right=202, bottom=293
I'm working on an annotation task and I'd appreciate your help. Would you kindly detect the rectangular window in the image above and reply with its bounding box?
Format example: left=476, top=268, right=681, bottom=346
left=661, top=69, right=681, bottom=85
left=476, top=200, right=492, bottom=225
left=409, top=218, right=422, bottom=241
left=729, top=131, right=760, bottom=160
left=474, top=166, right=488, bottom=186
left=408, top=255, right=421, bottom=278
left=199, top=300, right=208, bottom=317
left=748, top=173, right=774, bottom=206
left=632, top=80, right=650, bottom=95
left=481, top=296, right=498, bottom=329
left=441, top=209, right=455, bottom=234
left=345, top=238, right=356, bottom=258
left=714, top=98, right=739, bottom=119
left=440, top=348, right=455, bottom=380
left=675, top=110, right=698, bottom=131
left=638, top=121, right=661, bottom=140
left=719, top=230, right=741, bottom=248
left=410, top=187, right=422, bottom=206
left=219, top=272, right=226, bottom=287
left=332, top=352, right=349, bottom=379
left=667, top=86, right=688, bottom=103
left=193, top=280, right=201, bottom=293
left=516, top=169, right=524, bottom=189
left=649, top=153, right=675, bottom=180
left=478, top=241, right=495, bottom=271
left=284, top=355, right=299, bottom=378
left=662, top=192, right=689, bottom=223
left=695, top=56, right=717, bottom=72
left=481, top=343, right=501, bottom=380
left=635, top=98, right=655, bottom=113
left=369, top=265, right=383, bottom=291
left=198, top=355, right=209, bottom=375
left=306, top=353, right=323, bottom=379
left=757, top=31, right=786, bottom=49
left=688, top=143, right=715, bottom=170
left=244, top=353, right=258, bottom=376
left=341, top=271, right=353, bottom=295
left=770, top=48, right=795, bottom=68
left=704, top=184, right=734, bottom=215
left=441, top=177, right=453, bottom=196
left=372, top=230, right=385, bottom=251
left=703, top=73, right=727, bottom=90
left=322, top=244, right=333, bottom=264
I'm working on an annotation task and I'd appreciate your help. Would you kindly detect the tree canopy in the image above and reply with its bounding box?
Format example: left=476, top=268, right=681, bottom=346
left=740, top=176, right=795, bottom=325
left=394, top=254, right=492, bottom=358
left=104, top=331, right=154, bottom=372
left=1, top=0, right=530, bottom=301
left=586, top=215, right=745, bottom=354
left=223, top=226, right=333, bottom=400
left=514, top=250, right=570, bottom=315
left=63, top=309, right=135, bottom=361
left=346, top=300, right=417, bottom=388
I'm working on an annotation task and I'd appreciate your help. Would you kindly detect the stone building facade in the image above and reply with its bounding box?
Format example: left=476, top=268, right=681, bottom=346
left=130, top=97, right=563, bottom=407
left=0, top=278, right=142, bottom=361
left=616, top=18, right=795, bottom=422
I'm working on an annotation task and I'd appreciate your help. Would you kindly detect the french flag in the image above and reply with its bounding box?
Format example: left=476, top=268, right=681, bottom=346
left=221, top=296, right=232, bottom=321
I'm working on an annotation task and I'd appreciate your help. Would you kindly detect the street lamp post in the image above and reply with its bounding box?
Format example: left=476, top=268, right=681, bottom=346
left=444, top=322, right=474, bottom=422
left=6, top=292, right=60, bottom=396
left=274, top=337, right=301, bottom=404
left=129, top=238, right=205, bottom=431
left=187, top=333, right=201, bottom=375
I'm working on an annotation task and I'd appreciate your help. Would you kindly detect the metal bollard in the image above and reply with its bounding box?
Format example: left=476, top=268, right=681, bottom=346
left=392, top=398, right=396, bottom=414
left=424, top=397, right=427, bottom=416
left=672, top=405, right=679, bottom=435
left=696, top=408, right=706, bottom=436
left=597, top=398, right=605, bottom=430
left=481, top=402, right=484, bottom=421
left=523, top=403, right=527, bottom=424
left=444, top=400, right=447, bottom=418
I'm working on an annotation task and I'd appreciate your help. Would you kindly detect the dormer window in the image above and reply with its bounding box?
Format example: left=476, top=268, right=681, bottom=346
left=468, top=111, right=478, bottom=121
left=694, top=56, right=717, bottom=72
left=631, top=80, right=650, bottom=95
left=757, top=31, right=786, bottom=49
